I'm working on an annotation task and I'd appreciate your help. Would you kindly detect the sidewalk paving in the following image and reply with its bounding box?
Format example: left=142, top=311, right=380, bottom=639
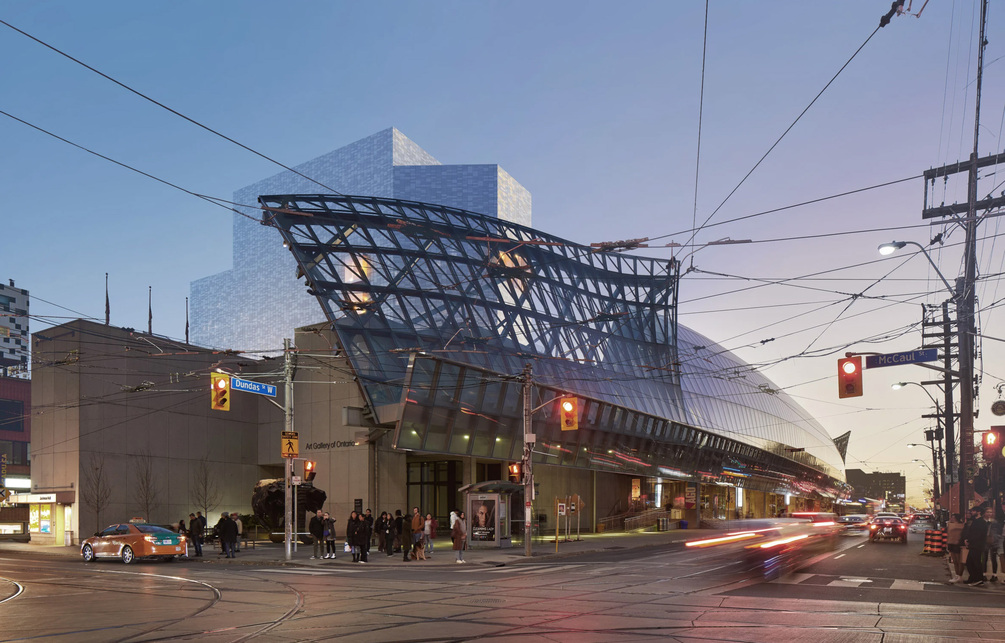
left=0, top=528, right=714, bottom=568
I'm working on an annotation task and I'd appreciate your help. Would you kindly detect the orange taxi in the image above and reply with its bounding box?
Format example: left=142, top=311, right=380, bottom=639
left=80, top=522, right=187, bottom=564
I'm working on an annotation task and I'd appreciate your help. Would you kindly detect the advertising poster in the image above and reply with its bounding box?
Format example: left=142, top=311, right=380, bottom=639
left=470, top=497, right=496, bottom=542
left=29, top=504, right=40, bottom=532
left=684, top=483, right=697, bottom=510
left=39, top=504, right=51, bottom=533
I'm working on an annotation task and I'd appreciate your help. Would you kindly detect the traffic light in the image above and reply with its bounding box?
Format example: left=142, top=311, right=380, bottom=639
left=211, top=373, right=230, bottom=411
left=837, top=357, right=862, bottom=399
left=559, top=396, right=578, bottom=431
left=508, top=463, right=521, bottom=482
left=304, top=460, right=317, bottom=482
left=983, top=429, right=1002, bottom=462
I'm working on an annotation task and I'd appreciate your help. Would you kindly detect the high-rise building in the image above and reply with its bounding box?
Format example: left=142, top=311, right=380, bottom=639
left=190, top=128, right=531, bottom=352
left=0, top=280, right=29, bottom=378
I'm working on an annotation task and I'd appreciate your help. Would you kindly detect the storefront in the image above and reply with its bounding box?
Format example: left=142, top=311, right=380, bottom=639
left=11, top=491, right=75, bottom=545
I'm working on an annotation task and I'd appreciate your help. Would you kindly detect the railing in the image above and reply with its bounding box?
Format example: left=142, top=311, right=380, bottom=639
left=625, top=509, right=671, bottom=531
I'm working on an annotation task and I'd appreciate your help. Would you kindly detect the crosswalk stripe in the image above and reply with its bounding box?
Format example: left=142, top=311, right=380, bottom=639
left=259, top=568, right=363, bottom=575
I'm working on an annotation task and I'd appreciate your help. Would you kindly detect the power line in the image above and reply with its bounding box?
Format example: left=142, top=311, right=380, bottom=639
left=0, top=19, right=344, bottom=197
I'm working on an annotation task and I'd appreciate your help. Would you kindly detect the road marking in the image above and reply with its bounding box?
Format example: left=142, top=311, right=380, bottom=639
left=259, top=568, right=363, bottom=575
left=833, top=554, right=845, bottom=559
left=773, top=572, right=814, bottom=585
left=856, top=544, right=865, bottom=548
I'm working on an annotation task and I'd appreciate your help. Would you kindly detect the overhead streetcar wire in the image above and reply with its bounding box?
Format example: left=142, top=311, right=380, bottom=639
left=0, top=19, right=344, bottom=197
left=679, top=12, right=900, bottom=258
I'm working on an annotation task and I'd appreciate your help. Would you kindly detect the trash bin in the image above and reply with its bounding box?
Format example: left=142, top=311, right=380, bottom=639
left=679, top=520, right=688, bottom=530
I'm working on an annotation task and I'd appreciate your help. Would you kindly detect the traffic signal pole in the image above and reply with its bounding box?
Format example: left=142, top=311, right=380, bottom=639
left=284, top=338, right=294, bottom=562
left=522, top=364, right=534, bottom=558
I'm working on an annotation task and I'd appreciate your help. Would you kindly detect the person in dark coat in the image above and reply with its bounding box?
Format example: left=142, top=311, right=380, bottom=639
left=354, top=513, right=371, bottom=563
left=375, top=512, right=388, bottom=553
left=188, top=513, right=203, bottom=556
left=364, top=509, right=374, bottom=558
left=214, top=512, right=238, bottom=558
left=385, top=512, right=398, bottom=557
left=965, top=506, right=992, bottom=585
left=346, top=511, right=361, bottom=562
left=309, top=510, right=325, bottom=560
left=399, top=509, right=412, bottom=562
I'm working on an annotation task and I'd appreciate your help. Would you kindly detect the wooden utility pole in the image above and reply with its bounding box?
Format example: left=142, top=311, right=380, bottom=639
left=919, top=0, right=991, bottom=512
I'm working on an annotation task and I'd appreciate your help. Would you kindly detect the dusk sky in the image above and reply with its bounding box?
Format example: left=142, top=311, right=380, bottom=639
left=4, top=1, right=1003, bottom=504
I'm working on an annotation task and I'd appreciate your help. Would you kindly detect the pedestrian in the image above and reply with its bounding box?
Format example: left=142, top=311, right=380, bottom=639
left=411, top=507, right=424, bottom=560
left=231, top=513, right=243, bottom=553
left=309, top=510, right=325, bottom=560
left=424, top=513, right=436, bottom=557
left=452, top=510, right=467, bottom=563
left=214, top=512, right=238, bottom=558
left=347, top=511, right=361, bottom=562
left=355, top=512, right=371, bottom=563
left=323, top=512, right=338, bottom=559
left=964, top=506, right=991, bottom=585
left=385, top=511, right=398, bottom=557
left=393, top=509, right=405, bottom=553
left=399, top=510, right=412, bottom=562
left=188, top=513, right=203, bottom=557
left=364, top=509, right=374, bottom=559
left=989, top=509, right=1003, bottom=582
left=946, top=513, right=965, bottom=583
left=375, top=512, right=388, bottom=553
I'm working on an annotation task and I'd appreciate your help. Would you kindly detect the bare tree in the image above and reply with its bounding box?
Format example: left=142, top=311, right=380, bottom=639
left=80, top=453, right=112, bottom=533
left=190, top=457, right=221, bottom=520
left=132, top=451, right=161, bottom=522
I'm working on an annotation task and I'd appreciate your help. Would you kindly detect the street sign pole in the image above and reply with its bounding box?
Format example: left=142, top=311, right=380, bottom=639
left=283, top=338, right=294, bottom=562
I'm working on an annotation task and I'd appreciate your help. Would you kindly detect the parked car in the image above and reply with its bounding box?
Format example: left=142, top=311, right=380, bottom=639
left=80, top=523, right=187, bottom=564
left=869, top=516, right=908, bottom=543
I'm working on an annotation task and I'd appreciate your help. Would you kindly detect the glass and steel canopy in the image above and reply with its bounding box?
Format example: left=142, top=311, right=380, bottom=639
left=263, top=194, right=846, bottom=494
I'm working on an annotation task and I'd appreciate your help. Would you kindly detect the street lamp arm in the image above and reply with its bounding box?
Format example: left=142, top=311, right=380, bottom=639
left=878, top=240, right=956, bottom=297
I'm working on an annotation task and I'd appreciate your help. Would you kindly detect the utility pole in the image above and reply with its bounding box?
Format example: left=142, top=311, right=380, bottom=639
left=522, top=364, right=535, bottom=558
left=284, top=338, right=294, bottom=562
left=919, top=0, right=991, bottom=513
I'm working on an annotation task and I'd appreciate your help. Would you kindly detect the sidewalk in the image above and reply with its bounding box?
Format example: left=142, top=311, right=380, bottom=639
left=0, top=528, right=714, bottom=568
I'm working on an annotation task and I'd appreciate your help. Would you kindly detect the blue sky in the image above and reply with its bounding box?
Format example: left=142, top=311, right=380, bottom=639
left=3, top=1, right=1002, bottom=503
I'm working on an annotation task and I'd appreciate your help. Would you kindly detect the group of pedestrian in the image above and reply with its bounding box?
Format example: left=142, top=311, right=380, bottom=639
left=946, top=504, right=1004, bottom=586
left=182, top=511, right=206, bottom=557
left=307, top=506, right=468, bottom=564
left=177, top=510, right=243, bottom=558
left=309, top=508, right=376, bottom=563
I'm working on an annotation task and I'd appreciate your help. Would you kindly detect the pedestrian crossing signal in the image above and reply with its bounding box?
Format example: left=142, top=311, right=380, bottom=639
left=211, top=373, right=230, bottom=411
left=304, top=460, right=317, bottom=482
left=508, top=463, right=521, bottom=481
left=560, top=396, right=578, bottom=431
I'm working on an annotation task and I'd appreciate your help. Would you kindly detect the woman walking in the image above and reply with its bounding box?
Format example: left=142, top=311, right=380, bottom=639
left=452, top=510, right=467, bottom=564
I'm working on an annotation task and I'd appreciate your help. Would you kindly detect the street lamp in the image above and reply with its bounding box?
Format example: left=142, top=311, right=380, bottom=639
left=893, top=382, right=945, bottom=511
left=878, top=241, right=956, bottom=297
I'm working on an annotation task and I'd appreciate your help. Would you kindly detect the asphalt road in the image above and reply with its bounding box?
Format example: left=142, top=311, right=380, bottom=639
left=2, top=530, right=1002, bottom=642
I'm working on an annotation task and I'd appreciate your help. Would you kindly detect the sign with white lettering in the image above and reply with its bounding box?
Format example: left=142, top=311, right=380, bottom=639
left=865, top=348, right=938, bottom=369
left=231, top=377, right=277, bottom=397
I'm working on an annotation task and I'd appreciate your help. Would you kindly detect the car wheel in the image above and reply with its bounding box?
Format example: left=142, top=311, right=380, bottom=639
left=121, top=546, right=135, bottom=564
left=82, top=544, right=95, bottom=562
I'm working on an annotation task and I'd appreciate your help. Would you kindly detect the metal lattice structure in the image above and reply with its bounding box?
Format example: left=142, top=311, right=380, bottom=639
left=262, top=194, right=684, bottom=419
left=263, top=194, right=846, bottom=495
